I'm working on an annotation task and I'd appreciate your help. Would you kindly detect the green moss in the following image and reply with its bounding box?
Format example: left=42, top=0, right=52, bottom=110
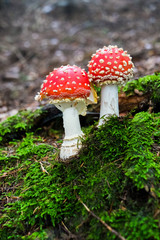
left=0, top=109, right=43, bottom=144
left=123, top=112, right=160, bottom=190
left=123, top=72, right=160, bottom=109
left=0, top=111, right=160, bottom=239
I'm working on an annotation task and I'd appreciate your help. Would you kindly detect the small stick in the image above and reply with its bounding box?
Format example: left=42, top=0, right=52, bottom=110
left=40, top=161, right=49, bottom=175
left=77, top=195, right=126, bottom=240
left=61, top=221, right=77, bottom=239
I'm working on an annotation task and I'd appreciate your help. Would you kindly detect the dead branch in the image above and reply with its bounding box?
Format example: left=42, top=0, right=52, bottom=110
left=76, top=195, right=126, bottom=240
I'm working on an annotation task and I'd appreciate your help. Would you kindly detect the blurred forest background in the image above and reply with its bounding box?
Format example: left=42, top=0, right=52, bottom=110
left=0, top=0, right=160, bottom=121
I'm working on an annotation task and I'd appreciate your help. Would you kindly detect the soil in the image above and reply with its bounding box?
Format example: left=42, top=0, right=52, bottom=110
left=0, top=0, right=160, bottom=121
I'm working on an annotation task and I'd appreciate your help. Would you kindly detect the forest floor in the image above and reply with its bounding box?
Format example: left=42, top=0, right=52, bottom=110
left=0, top=1, right=160, bottom=239
left=0, top=0, right=160, bottom=121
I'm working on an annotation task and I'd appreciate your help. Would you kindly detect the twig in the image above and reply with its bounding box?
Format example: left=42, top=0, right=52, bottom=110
left=76, top=195, right=126, bottom=240
left=61, top=221, right=72, bottom=235
left=40, top=161, right=49, bottom=175
left=61, top=221, right=77, bottom=239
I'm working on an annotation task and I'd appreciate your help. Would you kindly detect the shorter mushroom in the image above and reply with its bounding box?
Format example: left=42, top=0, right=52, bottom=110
left=35, top=65, right=97, bottom=160
left=88, top=45, right=134, bottom=126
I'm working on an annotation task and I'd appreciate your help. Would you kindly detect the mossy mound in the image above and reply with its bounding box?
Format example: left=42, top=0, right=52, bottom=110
left=0, top=73, right=160, bottom=240
left=0, top=111, right=160, bottom=240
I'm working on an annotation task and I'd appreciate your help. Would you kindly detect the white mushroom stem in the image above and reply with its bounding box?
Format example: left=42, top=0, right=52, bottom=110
left=63, top=106, right=83, bottom=140
left=98, top=84, right=119, bottom=126
left=55, top=102, right=84, bottom=160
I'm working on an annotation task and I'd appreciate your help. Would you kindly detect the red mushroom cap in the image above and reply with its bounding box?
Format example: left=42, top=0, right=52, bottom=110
left=88, top=45, right=134, bottom=85
left=36, top=65, right=91, bottom=102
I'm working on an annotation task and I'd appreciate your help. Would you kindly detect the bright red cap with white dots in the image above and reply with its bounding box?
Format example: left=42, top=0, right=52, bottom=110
left=35, top=65, right=91, bottom=102
left=88, top=45, right=134, bottom=85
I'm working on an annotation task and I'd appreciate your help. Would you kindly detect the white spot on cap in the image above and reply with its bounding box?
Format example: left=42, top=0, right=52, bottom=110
left=72, top=81, right=76, bottom=84
left=53, top=90, right=58, bottom=92
left=99, top=70, right=105, bottom=74
left=123, top=60, right=127, bottom=66
left=61, top=78, right=64, bottom=80
left=118, top=65, right=123, bottom=69
left=107, top=62, right=112, bottom=65
left=109, top=56, right=113, bottom=59
left=65, top=88, right=72, bottom=90
left=99, top=59, right=104, bottom=63
left=105, top=67, right=110, bottom=70
left=114, top=61, right=118, bottom=64
left=122, top=52, right=127, bottom=57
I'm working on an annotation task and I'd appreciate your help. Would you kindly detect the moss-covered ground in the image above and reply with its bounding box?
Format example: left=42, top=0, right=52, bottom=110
left=0, top=73, right=160, bottom=240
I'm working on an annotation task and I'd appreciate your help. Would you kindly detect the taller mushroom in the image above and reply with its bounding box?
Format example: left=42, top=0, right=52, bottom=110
left=35, top=65, right=97, bottom=160
left=88, top=45, right=134, bottom=126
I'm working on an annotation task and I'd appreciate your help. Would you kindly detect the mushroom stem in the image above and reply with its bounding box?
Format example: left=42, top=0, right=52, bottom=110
left=60, top=106, right=83, bottom=160
left=98, top=84, right=119, bottom=126
left=63, top=106, right=83, bottom=139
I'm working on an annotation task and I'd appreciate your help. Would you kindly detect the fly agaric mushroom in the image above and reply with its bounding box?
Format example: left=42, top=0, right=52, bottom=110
left=88, top=45, right=134, bottom=126
left=35, top=65, right=97, bottom=160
